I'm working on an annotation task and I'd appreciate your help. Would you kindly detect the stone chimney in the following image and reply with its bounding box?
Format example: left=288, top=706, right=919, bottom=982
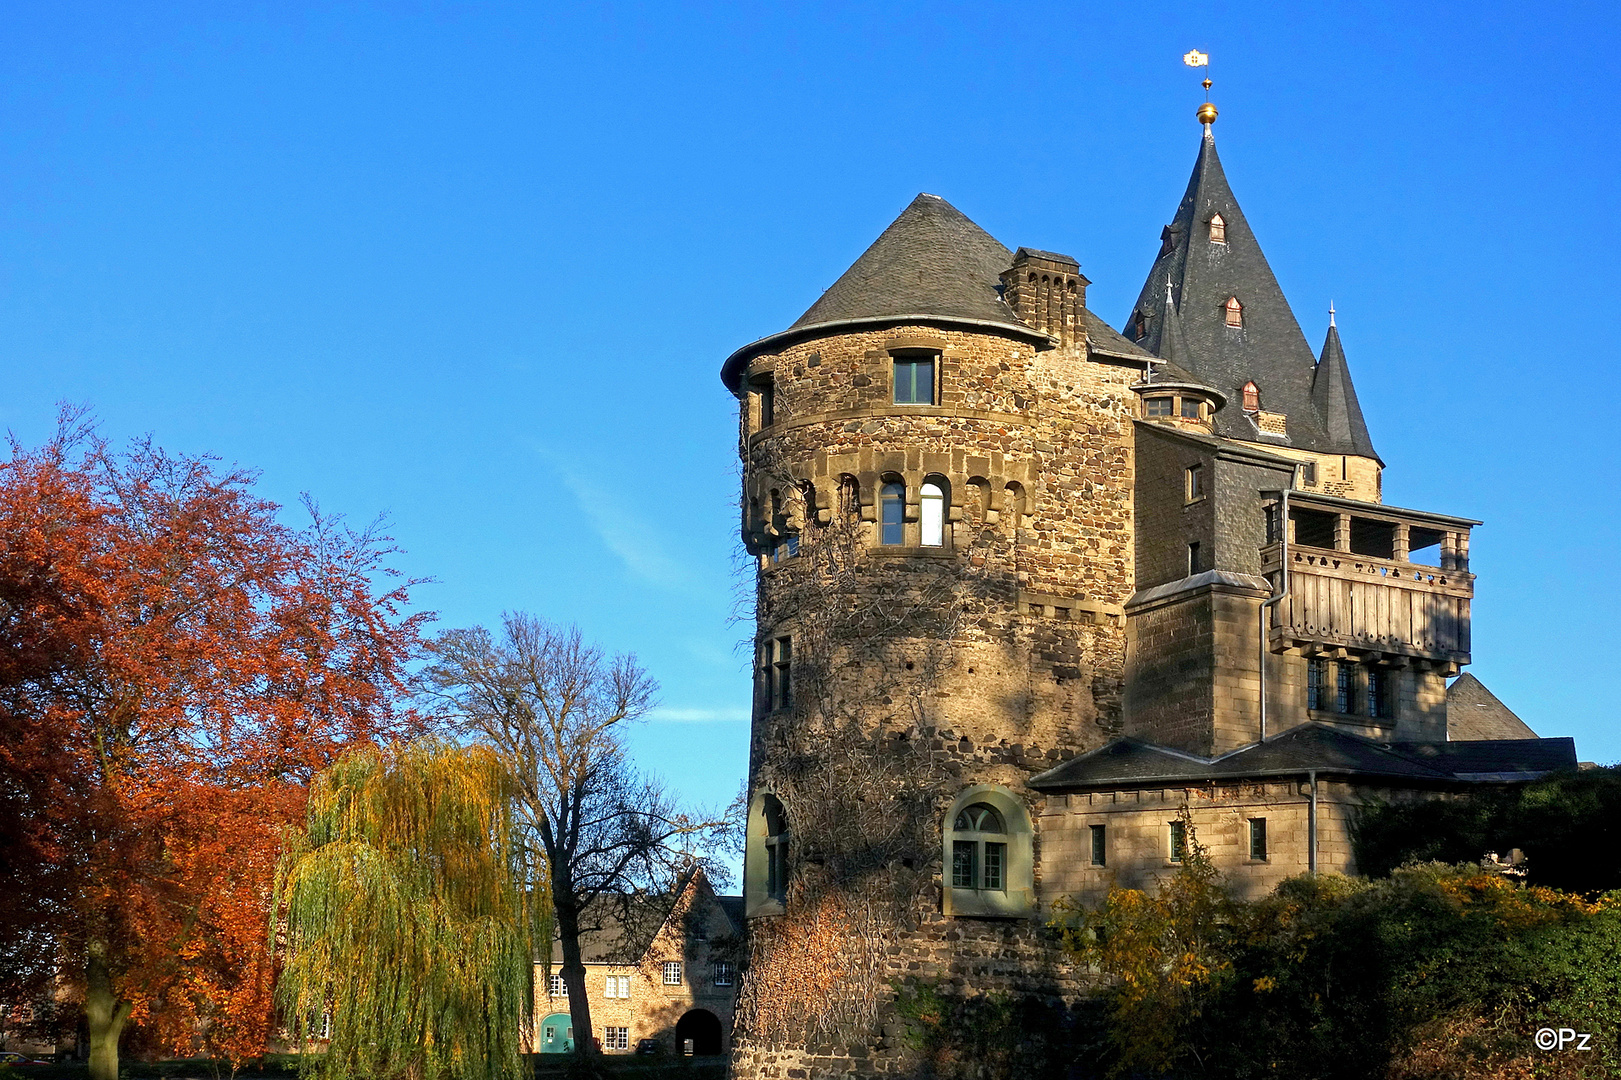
left=1001, top=248, right=1090, bottom=349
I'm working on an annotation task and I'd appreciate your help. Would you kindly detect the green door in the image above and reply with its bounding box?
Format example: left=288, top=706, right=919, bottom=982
left=540, top=1013, right=573, bottom=1054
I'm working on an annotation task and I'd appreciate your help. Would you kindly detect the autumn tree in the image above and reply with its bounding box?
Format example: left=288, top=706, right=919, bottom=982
left=276, top=741, right=546, bottom=1080
left=0, top=409, right=425, bottom=1079
left=424, top=615, right=725, bottom=1056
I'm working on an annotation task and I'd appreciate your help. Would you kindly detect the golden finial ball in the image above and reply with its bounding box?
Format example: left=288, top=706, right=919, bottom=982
left=1197, top=102, right=1218, bottom=126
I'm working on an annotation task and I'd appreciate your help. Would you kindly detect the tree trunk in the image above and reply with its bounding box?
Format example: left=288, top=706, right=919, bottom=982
left=86, top=941, right=132, bottom=1080
left=552, top=890, right=597, bottom=1058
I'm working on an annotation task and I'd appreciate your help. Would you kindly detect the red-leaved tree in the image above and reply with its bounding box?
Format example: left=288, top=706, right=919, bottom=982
left=0, top=408, right=428, bottom=1078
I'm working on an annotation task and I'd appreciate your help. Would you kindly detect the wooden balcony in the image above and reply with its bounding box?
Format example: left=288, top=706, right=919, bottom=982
left=1261, top=493, right=1479, bottom=669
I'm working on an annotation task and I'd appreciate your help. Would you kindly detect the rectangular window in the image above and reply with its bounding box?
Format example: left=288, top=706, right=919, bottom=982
left=951, top=840, right=977, bottom=888
left=1180, top=397, right=1201, bottom=419
left=771, top=534, right=799, bottom=563
left=1369, top=668, right=1392, bottom=719
left=1089, top=824, right=1106, bottom=867
left=1335, top=662, right=1353, bottom=714
left=713, top=962, right=735, bottom=987
left=605, top=1027, right=629, bottom=1051
left=1169, top=820, right=1187, bottom=863
left=893, top=354, right=936, bottom=404
left=755, top=376, right=774, bottom=429
left=880, top=485, right=905, bottom=545
left=982, top=842, right=1006, bottom=890
left=1249, top=818, right=1268, bottom=860
left=1307, top=658, right=1326, bottom=710
left=1187, top=541, right=1201, bottom=575
left=548, top=974, right=567, bottom=998
left=604, top=974, right=630, bottom=999
left=1186, top=464, right=1204, bottom=501
left=773, top=637, right=792, bottom=709
left=1301, top=460, right=1318, bottom=486
left=1145, top=396, right=1173, bottom=417
left=662, top=962, right=683, bottom=986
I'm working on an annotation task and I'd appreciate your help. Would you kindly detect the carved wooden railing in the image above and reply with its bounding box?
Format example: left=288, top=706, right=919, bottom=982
left=1261, top=543, right=1473, bottom=664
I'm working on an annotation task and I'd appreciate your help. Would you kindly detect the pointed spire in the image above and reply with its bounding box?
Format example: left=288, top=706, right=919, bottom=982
left=1157, top=278, right=1193, bottom=368
left=1124, top=123, right=1330, bottom=451
left=1312, top=319, right=1381, bottom=463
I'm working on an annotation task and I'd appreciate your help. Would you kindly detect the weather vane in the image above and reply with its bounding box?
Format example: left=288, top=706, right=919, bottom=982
left=1183, top=49, right=1216, bottom=126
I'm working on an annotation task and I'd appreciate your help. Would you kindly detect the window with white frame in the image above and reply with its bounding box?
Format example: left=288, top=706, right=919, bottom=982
left=920, top=482, right=945, bottom=547
left=604, top=974, right=631, bottom=999
left=548, top=974, right=567, bottom=997
left=950, top=803, right=1007, bottom=892
left=713, top=961, right=735, bottom=986
left=604, top=1027, right=629, bottom=1051
left=662, top=962, right=683, bottom=985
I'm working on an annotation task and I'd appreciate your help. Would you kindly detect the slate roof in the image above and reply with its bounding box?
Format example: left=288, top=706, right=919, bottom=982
left=1029, top=722, right=1575, bottom=791
left=1446, top=673, right=1539, bottom=741
left=1313, top=324, right=1380, bottom=461
left=791, top=193, right=1031, bottom=333
left=722, top=195, right=1156, bottom=391
left=1123, top=129, right=1374, bottom=458
left=1394, top=737, right=1573, bottom=781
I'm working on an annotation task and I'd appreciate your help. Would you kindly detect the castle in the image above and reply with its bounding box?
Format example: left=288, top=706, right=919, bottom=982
left=720, top=102, right=1576, bottom=1076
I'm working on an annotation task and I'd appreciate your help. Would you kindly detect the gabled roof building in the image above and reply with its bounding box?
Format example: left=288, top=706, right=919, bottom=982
left=720, top=100, right=1573, bottom=1079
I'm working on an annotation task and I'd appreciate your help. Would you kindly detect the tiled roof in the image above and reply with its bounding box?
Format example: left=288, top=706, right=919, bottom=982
left=1446, top=674, right=1539, bottom=741
left=1312, top=324, right=1380, bottom=461
left=791, top=193, right=1031, bottom=332
left=1029, top=722, right=1576, bottom=791
left=1124, top=130, right=1374, bottom=458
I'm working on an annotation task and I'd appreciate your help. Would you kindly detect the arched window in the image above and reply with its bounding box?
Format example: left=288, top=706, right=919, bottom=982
left=1242, top=380, right=1260, bottom=412
left=880, top=482, right=905, bottom=546
left=950, top=803, right=1006, bottom=891
left=942, top=786, right=1034, bottom=918
left=745, top=793, right=791, bottom=916
left=1208, top=213, right=1226, bottom=243
left=920, top=482, right=945, bottom=547
left=1003, top=482, right=1027, bottom=533
left=1224, top=296, right=1243, bottom=328
left=764, top=796, right=790, bottom=904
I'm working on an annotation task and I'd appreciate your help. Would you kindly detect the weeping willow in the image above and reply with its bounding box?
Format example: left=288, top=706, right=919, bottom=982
left=275, top=741, right=551, bottom=1080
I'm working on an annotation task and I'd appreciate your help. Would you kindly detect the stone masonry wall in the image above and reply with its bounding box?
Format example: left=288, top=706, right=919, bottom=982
left=733, top=323, right=1137, bottom=1079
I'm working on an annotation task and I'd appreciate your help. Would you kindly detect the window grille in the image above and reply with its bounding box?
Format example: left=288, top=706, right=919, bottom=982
left=605, top=1027, right=629, bottom=1051
left=662, top=962, right=683, bottom=986
left=1335, top=662, right=1353, bottom=714
left=1181, top=397, right=1202, bottom=419
left=1145, top=397, right=1173, bottom=417
left=1090, top=824, right=1106, bottom=867
left=1249, top=818, right=1268, bottom=860
left=713, top=962, right=735, bottom=987
left=951, top=803, right=1008, bottom=892
left=1308, top=658, right=1326, bottom=710
left=548, top=974, right=567, bottom=998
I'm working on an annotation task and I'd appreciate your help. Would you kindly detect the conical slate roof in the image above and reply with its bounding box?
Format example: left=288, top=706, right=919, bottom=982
left=1126, top=129, right=1337, bottom=451
left=1313, top=323, right=1380, bottom=462
left=1446, top=674, right=1538, bottom=741
left=791, top=193, right=1030, bottom=331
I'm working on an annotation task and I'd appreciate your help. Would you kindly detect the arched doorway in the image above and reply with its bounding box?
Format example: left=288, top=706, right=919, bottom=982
left=674, top=1009, right=723, bottom=1056
left=538, top=1013, right=572, bottom=1054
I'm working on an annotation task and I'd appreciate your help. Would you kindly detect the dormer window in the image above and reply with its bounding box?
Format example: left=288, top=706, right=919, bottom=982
left=1145, top=397, right=1173, bottom=418
left=1132, top=311, right=1149, bottom=340
left=1208, top=214, right=1226, bottom=243
left=1242, top=381, right=1260, bottom=412
left=1224, top=297, right=1243, bottom=328
left=1180, top=397, right=1201, bottom=420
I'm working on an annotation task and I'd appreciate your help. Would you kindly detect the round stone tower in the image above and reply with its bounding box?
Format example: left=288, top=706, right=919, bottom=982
left=721, top=194, right=1157, bottom=1076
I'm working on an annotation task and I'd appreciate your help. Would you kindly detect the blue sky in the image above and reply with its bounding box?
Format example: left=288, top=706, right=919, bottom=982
left=3, top=1, right=1617, bottom=823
